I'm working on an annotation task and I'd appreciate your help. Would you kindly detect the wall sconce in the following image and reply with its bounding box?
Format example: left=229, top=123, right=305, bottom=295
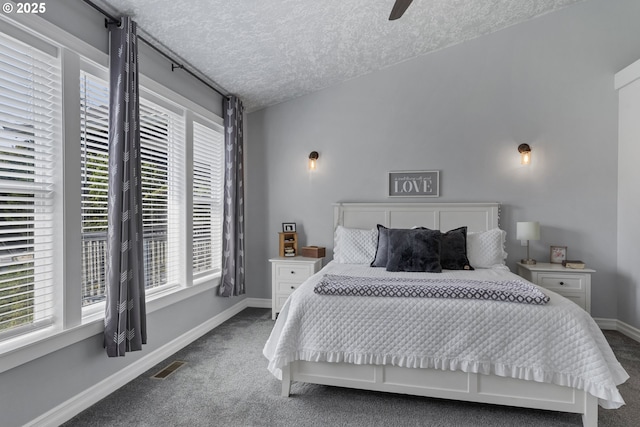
left=518, top=143, right=531, bottom=165
left=308, top=151, right=319, bottom=170
left=516, top=221, right=540, bottom=265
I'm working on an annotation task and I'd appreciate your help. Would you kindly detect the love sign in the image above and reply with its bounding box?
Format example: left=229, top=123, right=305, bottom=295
left=388, top=171, right=440, bottom=197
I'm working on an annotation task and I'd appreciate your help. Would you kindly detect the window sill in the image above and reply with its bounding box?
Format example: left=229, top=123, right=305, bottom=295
left=0, top=276, right=220, bottom=375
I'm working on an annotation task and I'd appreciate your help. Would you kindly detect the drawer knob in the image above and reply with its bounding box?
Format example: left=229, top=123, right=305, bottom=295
left=290, top=271, right=295, bottom=274
left=559, top=281, right=565, bottom=286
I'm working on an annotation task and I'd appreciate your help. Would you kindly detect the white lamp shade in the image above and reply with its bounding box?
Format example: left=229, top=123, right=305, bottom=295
left=516, top=222, right=540, bottom=241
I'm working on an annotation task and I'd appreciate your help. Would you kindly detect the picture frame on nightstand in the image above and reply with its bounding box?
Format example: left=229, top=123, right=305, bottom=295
left=550, top=245, right=567, bottom=264
left=282, top=222, right=296, bottom=232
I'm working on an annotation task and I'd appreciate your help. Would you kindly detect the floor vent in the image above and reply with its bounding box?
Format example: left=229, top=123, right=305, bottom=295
left=151, top=360, right=186, bottom=380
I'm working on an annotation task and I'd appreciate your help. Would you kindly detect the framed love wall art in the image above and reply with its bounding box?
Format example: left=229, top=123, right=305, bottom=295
left=388, top=171, right=440, bottom=197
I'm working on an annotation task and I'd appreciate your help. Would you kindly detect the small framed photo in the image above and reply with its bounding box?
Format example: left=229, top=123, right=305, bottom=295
left=282, top=222, right=296, bottom=233
left=550, top=246, right=567, bottom=264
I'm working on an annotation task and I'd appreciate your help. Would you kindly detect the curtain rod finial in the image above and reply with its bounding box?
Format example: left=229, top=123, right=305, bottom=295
left=104, top=18, right=120, bottom=28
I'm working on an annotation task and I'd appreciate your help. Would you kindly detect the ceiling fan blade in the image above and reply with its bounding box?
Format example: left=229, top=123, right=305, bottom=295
left=389, top=0, right=414, bottom=20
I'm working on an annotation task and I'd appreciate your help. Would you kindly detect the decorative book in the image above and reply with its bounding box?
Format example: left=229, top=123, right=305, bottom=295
left=562, top=260, right=585, bottom=269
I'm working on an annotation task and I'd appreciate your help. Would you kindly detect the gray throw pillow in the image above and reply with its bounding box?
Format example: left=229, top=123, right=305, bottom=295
left=386, top=228, right=442, bottom=272
left=370, top=224, right=389, bottom=267
left=439, top=226, right=474, bottom=271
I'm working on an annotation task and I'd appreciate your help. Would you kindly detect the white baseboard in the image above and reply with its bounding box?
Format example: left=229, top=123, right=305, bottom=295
left=25, top=299, right=251, bottom=427
left=594, top=317, right=640, bottom=343
left=593, top=317, right=618, bottom=330
left=616, top=319, right=640, bottom=342
left=246, top=297, right=271, bottom=308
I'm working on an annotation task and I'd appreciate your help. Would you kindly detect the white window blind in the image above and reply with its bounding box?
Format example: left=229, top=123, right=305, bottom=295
left=192, top=121, right=224, bottom=275
left=80, top=72, right=184, bottom=307
left=0, top=32, right=60, bottom=336
left=80, top=71, right=109, bottom=306
left=139, top=98, right=184, bottom=292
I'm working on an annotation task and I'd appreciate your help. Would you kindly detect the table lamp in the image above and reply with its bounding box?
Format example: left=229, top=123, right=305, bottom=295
left=516, top=221, right=540, bottom=265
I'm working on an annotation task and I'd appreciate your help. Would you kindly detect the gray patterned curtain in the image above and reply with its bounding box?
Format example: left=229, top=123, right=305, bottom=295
left=104, top=17, right=146, bottom=357
left=219, top=96, right=245, bottom=297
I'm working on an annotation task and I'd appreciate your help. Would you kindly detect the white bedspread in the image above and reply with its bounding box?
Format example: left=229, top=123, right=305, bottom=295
left=263, top=262, right=629, bottom=409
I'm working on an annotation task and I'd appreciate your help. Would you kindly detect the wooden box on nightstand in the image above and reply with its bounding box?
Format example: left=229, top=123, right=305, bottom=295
left=517, top=262, right=595, bottom=314
left=269, top=256, right=322, bottom=320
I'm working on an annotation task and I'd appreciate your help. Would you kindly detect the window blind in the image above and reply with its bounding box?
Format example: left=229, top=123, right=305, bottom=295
left=0, top=32, right=60, bottom=335
left=192, top=121, right=224, bottom=275
left=139, top=98, right=184, bottom=291
left=80, top=71, right=109, bottom=306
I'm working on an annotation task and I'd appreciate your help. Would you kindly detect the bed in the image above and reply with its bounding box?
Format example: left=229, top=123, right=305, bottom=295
left=263, top=202, right=628, bottom=427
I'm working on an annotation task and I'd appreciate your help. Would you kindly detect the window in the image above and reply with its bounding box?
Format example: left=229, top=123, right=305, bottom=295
left=0, top=31, right=61, bottom=336
left=138, top=95, right=184, bottom=293
left=80, top=72, right=185, bottom=307
left=192, top=121, right=224, bottom=276
left=80, top=70, right=109, bottom=306
left=0, top=15, right=224, bottom=356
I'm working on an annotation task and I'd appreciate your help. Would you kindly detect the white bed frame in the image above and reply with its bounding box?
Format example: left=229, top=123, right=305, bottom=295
left=280, top=202, right=598, bottom=427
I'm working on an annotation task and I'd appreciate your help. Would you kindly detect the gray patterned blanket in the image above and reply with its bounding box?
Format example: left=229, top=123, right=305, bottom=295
left=314, top=274, right=549, bottom=305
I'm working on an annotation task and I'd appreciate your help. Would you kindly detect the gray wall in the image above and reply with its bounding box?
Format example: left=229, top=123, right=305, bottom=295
left=0, top=2, right=236, bottom=426
left=246, top=0, right=640, bottom=326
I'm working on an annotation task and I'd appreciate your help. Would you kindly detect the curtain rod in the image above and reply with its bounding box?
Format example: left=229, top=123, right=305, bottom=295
left=82, top=0, right=230, bottom=99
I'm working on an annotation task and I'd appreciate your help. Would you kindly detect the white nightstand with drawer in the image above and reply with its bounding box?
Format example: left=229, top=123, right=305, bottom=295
left=270, top=256, right=323, bottom=320
left=517, top=262, right=595, bottom=314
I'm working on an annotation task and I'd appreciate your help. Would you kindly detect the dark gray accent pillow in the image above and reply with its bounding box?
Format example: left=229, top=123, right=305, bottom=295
left=440, top=226, right=474, bottom=271
left=386, top=228, right=442, bottom=273
left=370, top=224, right=389, bottom=267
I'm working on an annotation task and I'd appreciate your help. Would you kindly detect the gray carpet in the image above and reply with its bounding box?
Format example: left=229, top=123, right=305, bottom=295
left=63, top=308, right=639, bottom=427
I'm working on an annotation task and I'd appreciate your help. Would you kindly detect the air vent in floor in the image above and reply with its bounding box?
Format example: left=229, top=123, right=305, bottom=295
left=151, top=360, right=186, bottom=379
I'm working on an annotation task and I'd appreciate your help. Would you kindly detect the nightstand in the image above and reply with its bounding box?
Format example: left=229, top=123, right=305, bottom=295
left=517, top=262, right=594, bottom=314
left=269, top=257, right=323, bottom=320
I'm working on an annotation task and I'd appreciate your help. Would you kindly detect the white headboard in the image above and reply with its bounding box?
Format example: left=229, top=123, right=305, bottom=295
left=333, top=202, right=500, bottom=232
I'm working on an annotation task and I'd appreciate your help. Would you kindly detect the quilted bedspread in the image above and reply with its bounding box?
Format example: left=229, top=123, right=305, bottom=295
left=263, top=262, right=629, bottom=409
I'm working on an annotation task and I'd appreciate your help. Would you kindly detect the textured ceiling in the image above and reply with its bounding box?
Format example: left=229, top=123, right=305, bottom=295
left=98, top=0, right=583, bottom=111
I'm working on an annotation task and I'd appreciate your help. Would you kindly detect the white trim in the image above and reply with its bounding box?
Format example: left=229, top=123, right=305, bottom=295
left=594, top=317, right=640, bottom=343
left=614, top=58, right=640, bottom=90
left=246, top=298, right=272, bottom=309
left=141, top=76, right=223, bottom=125
left=0, top=2, right=107, bottom=67
left=593, top=317, right=618, bottom=330
left=617, top=320, right=640, bottom=342
left=24, top=298, right=250, bottom=427
left=613, top=319, right=640, bottom=343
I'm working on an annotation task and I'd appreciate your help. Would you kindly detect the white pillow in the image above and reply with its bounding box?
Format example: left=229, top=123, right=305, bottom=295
left=333, top=226, right=378, bottom=264
left=467, top=228, right=508, bottom=268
